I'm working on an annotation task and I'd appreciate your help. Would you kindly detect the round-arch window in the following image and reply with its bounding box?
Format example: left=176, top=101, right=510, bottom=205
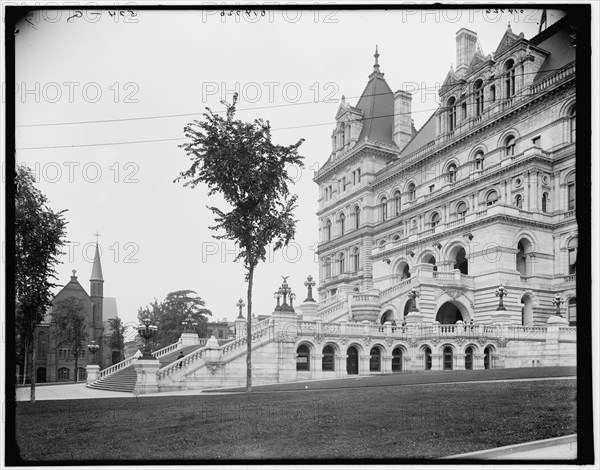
left=456, top=201, right=467, bottom=217
left=505, top=135, right=516, bottom=156
left=431, top=212, right=441, bottom=227
left=322, top=345, right=335, bottom=371
left=486, top=190, right=499, bottom=206
left=296, top=344, right=310, bottom=371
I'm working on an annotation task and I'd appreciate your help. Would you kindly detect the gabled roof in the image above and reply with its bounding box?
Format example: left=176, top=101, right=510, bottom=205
left=494, top=24, right=522, bottom=56
left=354, top=70, right=395, bottom=146
left=465, top=51, right=489, bottom=76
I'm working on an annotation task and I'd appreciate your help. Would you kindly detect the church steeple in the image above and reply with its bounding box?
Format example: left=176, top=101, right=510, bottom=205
left=90, top=242, right=104, bottom=298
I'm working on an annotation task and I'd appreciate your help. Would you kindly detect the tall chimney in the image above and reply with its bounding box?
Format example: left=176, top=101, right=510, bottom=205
left=393, top=90, right=412, bottom=151
left=455, top=28, right=478, bottom=76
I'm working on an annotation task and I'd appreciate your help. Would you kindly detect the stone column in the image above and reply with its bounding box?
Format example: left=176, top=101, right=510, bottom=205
left=382, top=355, right=393, bottom=374
left=312, top=353, right=323, bottom=380
left=545, top=315, right=569, bottom=366
left=338, top=354, right=348, bottom=378
left=360, top=354, right=371, bottom=375
left=474, top=354, right=484, bottom=370
left=431, top=354, right=442, bottom=371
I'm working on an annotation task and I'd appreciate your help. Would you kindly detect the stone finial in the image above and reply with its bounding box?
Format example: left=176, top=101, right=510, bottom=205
left=304, top=275, right=316, bottom=302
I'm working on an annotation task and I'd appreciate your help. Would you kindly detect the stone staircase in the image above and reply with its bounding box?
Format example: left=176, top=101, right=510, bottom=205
left=88, top=344, right=202, bottom=393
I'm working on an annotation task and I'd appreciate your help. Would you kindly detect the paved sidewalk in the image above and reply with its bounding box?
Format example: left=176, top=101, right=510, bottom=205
left=444, top=434, right=577, bottom=460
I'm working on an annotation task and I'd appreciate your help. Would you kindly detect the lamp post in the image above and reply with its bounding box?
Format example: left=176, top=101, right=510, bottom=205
left=495, top=284, right=508, bottom=311
left=87, top=340, right=99, bottom=365
left=408, top=288, right=420, bottom=312
left=304, top=275, right=316, bottom=302
left=181, top=313, right=198, bottom=333
left=552, top=294, right=565, bottom=317
left=236, top=298, right=245, bottom=318
left=137, top=317, right=158, bottom=359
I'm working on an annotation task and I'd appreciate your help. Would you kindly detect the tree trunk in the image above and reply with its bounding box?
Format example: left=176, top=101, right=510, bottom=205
left=30, top=328, right=37, bottom=403
left=74, top=349, right=79, bottom=383
left=246, top=265, right=254, bottom=393
left=22, top=342, right=28, bottom=387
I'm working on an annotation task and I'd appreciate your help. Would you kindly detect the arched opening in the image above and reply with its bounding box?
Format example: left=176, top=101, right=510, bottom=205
left=430, top=212, right=441, bottom=228
left=36, top=367, right=46, bottom=383
left=443, top=347, right=453, bottom=370
left=568, top=298, right=577, bottom=326
left=504, top=135, right=516, bottom=157
left=447, top=163, right=457, bottom=183
left=456, top=201, right=468, bottom=218
left=447, top=97, right=457, bottom=131
left=78, top=367, right=86, bottom=382
left=369, top=347, right=381, bottom=372
left=568, top=237, right=577, bottom=274
left=424, top=347, right=432, bottom=370
left=504, top=59, right=516, bottom=98
left=465, top=347, right=474, bottom=370
left=354, top=205, right=361, bottom=230
left=392, top=347, right=403, bottom=372
left=484, top=347, right=491, bottom=369
left=296, top=344, right=310, bottom=371
left=514, top=194, right=523, bottom=209
left=454, top=247, right=468, bottom=274
left=394, top=190, right=402, bottom=216
left=490, top=85, right=496, bottom=103
left=423, top=254, right=437, bottom=272
left=566, top=173, right=575, bottom=210
left=542, top=192, right=548, bottom=213
left=338, top=252, right=345, bottom=274
left=380, top=197, right=388, bottom=222
left=346, top=346, right=359, bottom=375
left=474, top=150, right=484, bottom=170
left=521, top=295, right=533, bottom=325
left=322, top=345, right=335, bottom=371
left=339, top=213, right=346, bottom=236
left=381, top=310, right=394, bottom=325
left=324, top=257, right=331, bottom=279
left=569, top=105, right=576, bottom=143
left=475, top=79, right=484, bottom=115
left=408, top=182, right=416, bottom=201
left=396, top=261, right=411, bottom=281
left=352, top=247, right=360, bottom=272
left=516, top=239, right=532, bottom=275
left=436, top=301, right=464, bottom=324
left=486, top=189, right=499, bottom=206
left=325, top=219, right=332, bottom=241
left=57, top=367, right=70, bottom=381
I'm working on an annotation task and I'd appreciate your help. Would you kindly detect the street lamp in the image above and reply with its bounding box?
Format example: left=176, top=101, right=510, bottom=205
left=87, top=340, right=99, bottom=365
left=495, top=284, right=508, bottom=311
left=137, top=317, right=158, bottom=359
left=181, top=313, right=198, bottom=332
left=304, top=275, right=316, bottom=302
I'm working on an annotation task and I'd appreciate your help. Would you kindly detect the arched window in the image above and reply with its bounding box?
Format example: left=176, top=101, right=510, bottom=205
left=461, top=102, right=467, bottom=120
left=340, top=123, right=345, bottom=147
left=369, top=347, right=381, bottom=372
left=447, top=163, right=457, bottom=183
left=392, top=348, right=403, bottom=372
left=475, top=79, right=484, bottom=116
left=325, top=219, right=332, bottom=242
left=465, top=347, right=474, bottom=370
left=474, top=150, right=484, bottom=170
left=447, top=97, right=457, bottom=131
left=424, top=347, right=432, bottom=370
left=542, top=192, right=548, bottom=213
left=430, top=212, right=441, bottom=228
left=443, top=346, right=454, bottom=370
left=339, top=213, right=346, bottom=236
left=514, top=194, right=523, bottom=209
left=424, top=254, right=437, bottom=272
left=324, top=257, right=331, bottom=279
left=486, top=190, right=499, bottom=206
left=505, top=135, right=516, bottom=156
left=456, top=201, right=468, bottom=217
left=380, top=197, right=388, bottom=222
left=322, top=345, right=335, bottom=371
left=338, top=252, right=345, bottom=274
left=78, top=367, right=86, bottom=381
left=352, top=247, right=360, bottom=272
left=484, top=347, right=491, bottom=369
left=569, top=105, right=576, bottom=143
left=354, top=205, right=361, bottom=230
left=568, top=237, right=577, bottom=274
left=504, top=59, right=516, bottom=98
left=397, top=262, right=411, bottom=280
left=566, top=173, right=575, bottom=210
left=490, top=84, right=496, bottom=103
left=568, top=298, right=577, bottom=326
left=37, top=331, right=47, bottom=359
left=296, top=344, right=310, bottom=371
left=408, top=183, right=416, bottom=201
left=394, top=190, right=402, bottom=216
left=516, top=239, right=531, bottom=276
left=521, top=294, right=533, bottom=325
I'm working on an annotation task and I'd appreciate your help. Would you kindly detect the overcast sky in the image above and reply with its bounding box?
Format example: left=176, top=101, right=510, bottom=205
left=14, top=6, right=554, bottom=330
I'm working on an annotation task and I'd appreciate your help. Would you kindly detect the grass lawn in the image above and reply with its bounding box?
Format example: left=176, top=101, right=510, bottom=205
left=12, top=377, right=576, bottom=462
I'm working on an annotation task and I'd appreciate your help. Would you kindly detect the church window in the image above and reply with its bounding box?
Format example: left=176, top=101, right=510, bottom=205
left=37, top=331, right=47, bottom=359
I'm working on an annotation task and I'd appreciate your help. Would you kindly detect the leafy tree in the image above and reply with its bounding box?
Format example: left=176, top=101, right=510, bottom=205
left=175, top=93, right=304, bottom=392
left=106, top=317, right=127, bottom=363
left=15, top=165, right=67, bottom=401
left=137, top=291, right=211, bottom=349
left=50, top=296, right=89, bottom=383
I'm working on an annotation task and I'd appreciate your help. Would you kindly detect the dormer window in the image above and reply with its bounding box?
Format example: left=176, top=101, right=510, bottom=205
left=447, top=97, right=457, bottom=131
left=504, top=59, right=516, bottom=98
left=475, top=79, right=484, bottom=116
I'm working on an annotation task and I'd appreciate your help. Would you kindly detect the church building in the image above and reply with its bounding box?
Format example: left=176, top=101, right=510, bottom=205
left=34, top=243, right=121, bottom=382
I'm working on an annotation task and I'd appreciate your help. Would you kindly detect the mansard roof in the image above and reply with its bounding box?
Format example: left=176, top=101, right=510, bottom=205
left=529, top=16, right=576, bottom=83
left=398, top=112, right=436, bottom=158
left=354, top=71, right=395, bottom=146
